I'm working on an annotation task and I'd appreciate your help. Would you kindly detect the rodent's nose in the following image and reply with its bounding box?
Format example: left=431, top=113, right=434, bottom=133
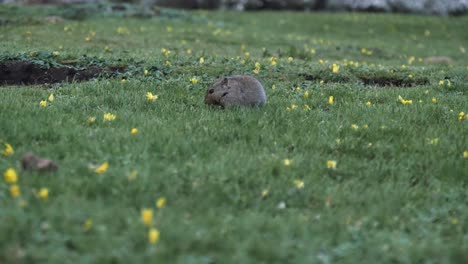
left=208, top=89, right=214, bottom=94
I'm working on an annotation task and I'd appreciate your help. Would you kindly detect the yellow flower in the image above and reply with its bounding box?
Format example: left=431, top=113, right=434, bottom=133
left=144, top=69, right=149, bottom=75
left=310, top=49, right=316, bottom=54
left=327, top=160, right=337, bottom=169
left=363, top=124, right=369, bottom=129
left=328, top=96, right=334, bottom=105
left=432, top=97, right=437, bottom=103
left=83, top=218, right=93, bottom=231
left=286, top=104, right=298, bottom=111
left=244, top=52, right=250, bottom=57
left=48, top=94, right=54, bottom=102
left=199, top=57, right=205, bottom=64
left=408, top=74, right=413, bottom=79
left=3, top=168, right=17, bottom=184
left=288, top=57, right=294, bottom=63
left=103, top=113, right=116, bottom=121
left=104, top=46, right=112, bottom=52
left=40, top=100, right=47, bottom=107
left=293, top=179, right=304, bottom=189
left=10, top=185, right=20, bottom=197
left=463, top=151, right=468, bottom=158
left=283, top=159, right=292, bottom=166
left=165, top=61, right=171, bottom=66
left=438, top=80, right=445, bottom=86
left=52, top=51, right=60, bottom=56
left=351, top=124, right=359, bottom=130
left=366, top=101, right=372, bottom=107
left=332, top=63, right=340, bottom=73
left=38, top=188, right=49, bottom=201
left=320, top=80, right=324, bottom=85
left=428, top=138, right=439, bottom=145
left=271, top=85, right=276, bottom=90
left=261, top=189, right=269, bottom=198
left=87, top=117, right=96, bottom=124
left=253, top=68, right=260, bottom=75
left=131, top=128, right=138, bottom=135
left=117, top=27, right=129, bottom=34
left=459, top=112, right=465, bottom=121
left=190, top=77, right=198, bottom=84
left=148, top=228, right=160, bottom=244
left=304, top=91, right=310, bottom=99
left=156, top=197, right=166, bottom=209
left=85, top=36, right=91, bottom=42
left=398, top=95, right=412, bottom=105
left=121, top=78, right=127, bottom=83
left=141, top=208, right=153, bottom=226
left=146, top=92, right=159, bottom=102
left=166, top=26, right=173, bottom=32
left=186, top=49, right=192, bottom=54
left=270, top=57, right=277, bottom=66
left=94, top=162, right=109, bottom=174
left=303, top=104, right=311, bottom=111
left=3, top=143, right=14, bottom=157
left=128, top=170, right=138, bottom=181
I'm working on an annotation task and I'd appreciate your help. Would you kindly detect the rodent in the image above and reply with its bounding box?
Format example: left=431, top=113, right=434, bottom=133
left=204, top=75, right=267, bottom=107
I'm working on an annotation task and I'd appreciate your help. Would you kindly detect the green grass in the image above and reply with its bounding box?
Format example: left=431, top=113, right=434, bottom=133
left=1, top=4, right=468, bottom=263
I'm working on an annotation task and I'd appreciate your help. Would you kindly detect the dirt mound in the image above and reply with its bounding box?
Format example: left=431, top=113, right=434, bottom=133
left=0, top=60, right=113, bottom=85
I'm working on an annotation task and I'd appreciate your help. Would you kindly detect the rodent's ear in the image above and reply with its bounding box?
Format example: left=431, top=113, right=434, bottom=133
left=222, top=77, right=228, bottom=85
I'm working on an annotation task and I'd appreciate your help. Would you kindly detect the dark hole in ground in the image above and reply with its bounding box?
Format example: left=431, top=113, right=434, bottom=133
left=0, top=60, right=125, bottom=85
left=359, top=76, right=429, bottom=87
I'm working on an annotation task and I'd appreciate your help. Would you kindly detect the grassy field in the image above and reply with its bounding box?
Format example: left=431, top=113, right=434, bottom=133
left=1, top=4, right=467, bottom=263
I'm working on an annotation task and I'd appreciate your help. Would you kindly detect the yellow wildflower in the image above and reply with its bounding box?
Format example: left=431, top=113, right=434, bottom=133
left=293, top=179, right=304, bottom=189
left=332, top=64, right=340, bottom=73
left=199, top=57, right=205, bottom=64
left=3, top=143, right=14, bottom=157
left=148, top=228, right=160, bottom=244
left=186, top=49, right=192, bottom=54
left=351, top=124, right=359, bottom=130
left=428, top=138, right=439, bottom=145
left=459, top=112, right=465, bottom=121
left=38, top=188, right=49, bottom=201
left=190, top=77, right=198, bottom=84
left=131, top=128, right=138, bottom=135
left=310, top=49, right=316, bottom=54
left=366, top=101, right=372, bottom=107
left=463, top=151, right=468, bottom=158
left=87, top=117, right=96, bottom=124
left=117, top=27, right=129, bottom=35
left=121, top=78, right=127, bottom=83
left=40, top=100, right=47, bottom=107
left=128, top=170, right=138, bottom=181
left=261, top=189, right=269, bottom=198
left=141, top=208, right=153, bottom=226
left=165, top=61, right=171, bottom=66
left=408, top=74, right=413, bottom=79
left=103, top=113, right=116, bottom=121
left=432, top=97, right=437, bottom=103
left=303, top=104, right=311, bottom=111
left=146, top=92, right=159, bottom=102
left=288, top=57, right=294, bottom=63
left=439, top=80, right=445, bottom=86
left=156, top=197, right=166, bottom=209
left=104, top=46, right=112, bottom=52
left=283, top=159, right=292, bottom=167
left=10, top=185, right=20, bottom=197
left=85, top=36, right=91, bottom=42
left=328, top=96, right=334, bottom=105
left=3, top=168, right=17, bottom=184
left=304, top=91, right=310, bottom=99
left=326, top=160, right=337, bottom=169
left=94, top=162, right=109, bottom=174
left=144, top=69, right=149, bottom=75
left=270, top=56, right=277, bottom=66
left=48, top=94, right=54, bottom=102
left=52, top=51, right=60, bottom=56
left=271, top=85, right=276, bottom=90
left=286, top=104, right=298, bottom=111
left=398, top=95, right=412, bottom=105
left=166, top=26, right=173, bottom=32
left=83, top=218, right=93, bottom=231
left=244, top=52, right=250, bottom=57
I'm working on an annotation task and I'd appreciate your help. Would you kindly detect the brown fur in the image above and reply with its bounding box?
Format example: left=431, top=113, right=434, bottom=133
left=204, top=75, right=267, bottom=107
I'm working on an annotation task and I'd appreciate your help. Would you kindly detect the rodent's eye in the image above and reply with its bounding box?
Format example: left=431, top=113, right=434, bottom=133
left=208, top=89, right=214, bottom=94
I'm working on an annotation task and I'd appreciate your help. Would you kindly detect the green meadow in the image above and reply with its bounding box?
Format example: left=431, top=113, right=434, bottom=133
left=0, top=4, right=467, bottom=263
